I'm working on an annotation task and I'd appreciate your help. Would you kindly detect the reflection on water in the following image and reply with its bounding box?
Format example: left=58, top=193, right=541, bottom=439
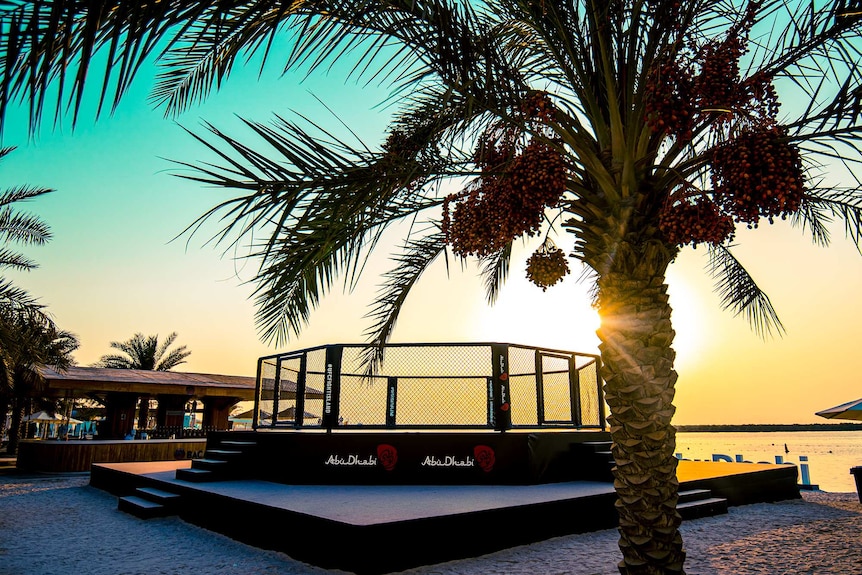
left=675, top=431, right=862, bottom=493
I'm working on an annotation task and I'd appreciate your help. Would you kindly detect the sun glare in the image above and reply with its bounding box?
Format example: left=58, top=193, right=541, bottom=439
left=479, top=274, right=601, bottom=354
left=665, top=278, right=705, bottom=372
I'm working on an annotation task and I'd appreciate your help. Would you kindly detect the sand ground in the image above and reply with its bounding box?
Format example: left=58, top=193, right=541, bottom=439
left=1, top=473, right=860, bottom=575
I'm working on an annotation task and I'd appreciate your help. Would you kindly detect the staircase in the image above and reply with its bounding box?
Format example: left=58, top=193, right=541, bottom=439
left=174, top=438, right=258, bottom=483
left=118, top=437, right=260, bottom=518
left=571, top=440, right=615, bottom=482
left=118, top=486, right=181, bottom=519
left=677, top=488, right=728, bottom=520
left=571, top=441, right=728, bottom=520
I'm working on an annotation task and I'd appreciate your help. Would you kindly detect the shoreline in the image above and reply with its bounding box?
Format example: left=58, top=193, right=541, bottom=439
left=677, top=423, right=862, bottom=432
left=1, top=473, right=860, bottom=574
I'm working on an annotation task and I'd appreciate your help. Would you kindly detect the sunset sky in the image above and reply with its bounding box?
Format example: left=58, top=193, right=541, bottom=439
left=1, top=48, right=860, bottom=426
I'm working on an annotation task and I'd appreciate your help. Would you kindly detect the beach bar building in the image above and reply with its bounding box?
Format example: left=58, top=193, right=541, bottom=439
left=35, top=366, right=257, bottom=438
left=13, top=366, right=260, bottom=473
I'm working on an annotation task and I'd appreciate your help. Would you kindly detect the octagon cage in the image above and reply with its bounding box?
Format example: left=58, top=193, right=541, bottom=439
left=253, top=342, right=605, bottom=432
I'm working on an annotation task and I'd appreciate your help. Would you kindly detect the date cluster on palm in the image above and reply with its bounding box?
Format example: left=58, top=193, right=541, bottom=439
left=658, top=131, right=805, bottom=246
left=650, top=1, right=806, bottom=247
left=658, top=197, right=735, bottom=248
left=645, top=1, right=765, bottom=137
left=711, top=128, right=805, bottom=226
left=443, top=93, right=567, bottom=258
left=526, top=244, right=570, bottom=290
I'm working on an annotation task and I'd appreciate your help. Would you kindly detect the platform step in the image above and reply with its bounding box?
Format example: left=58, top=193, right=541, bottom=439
left=575, top=441, right=613, bottom=453
left=118, top=495, right=172, bottom=519
left=570, top=442, right=615, bottom=482
left=678, top=489, right=713, bottom=504
left=191, top=458, right=230, bottom=471
left=176, top=467, right=220, bottom=482
left=135, top=486, right=181, bottom=506
left=219, top=440, right=257, bottom=448
left=678, top=497, right=728, bottom=520
left=205, top=449, right=244, bottom=461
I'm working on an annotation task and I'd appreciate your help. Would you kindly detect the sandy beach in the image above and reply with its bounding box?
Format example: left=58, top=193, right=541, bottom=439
left=1, top=472, right=860, bottom=575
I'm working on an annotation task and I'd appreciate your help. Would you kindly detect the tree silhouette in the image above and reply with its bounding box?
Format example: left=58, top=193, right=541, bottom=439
left=2, top=2, right=861, bottom=573
left=95, top=332, right=191, bottom=371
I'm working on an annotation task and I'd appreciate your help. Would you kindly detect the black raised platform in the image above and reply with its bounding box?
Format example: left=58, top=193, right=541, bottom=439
left=90, top=427, right=799, bottom=574
left=180, top=429, right=615, bottom=485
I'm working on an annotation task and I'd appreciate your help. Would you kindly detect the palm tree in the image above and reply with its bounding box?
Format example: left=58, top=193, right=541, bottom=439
left=0, top=307, right=78, bottom=454
left=0, top=146, right=57, bottom=451
left=95, top=332, right=191, bottom=371
left=2, top=2, right=862, bottom=573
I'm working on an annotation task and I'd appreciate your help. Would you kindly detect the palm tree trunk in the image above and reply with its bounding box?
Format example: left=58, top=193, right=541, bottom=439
left=597, top=266, right=685, bottom=575
left=0, top=396, right=8, bottom=449
left=6, top=396, right=25, bottom=455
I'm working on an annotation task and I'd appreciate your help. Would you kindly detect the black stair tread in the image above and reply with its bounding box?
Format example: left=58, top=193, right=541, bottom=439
left=119, top=495, right=163, bottom=510
left=205, top=449, right=243, bottom=457
left=219, top=440, right=257, bottom=447
left=136, top=487, right=181, bottom=502
left=677, top=497, right=727, bottom=509
left=118, top=495, right=175, bottom=519
left=193, top=458, right=229, bottom=465
left=177, top=467, right=214, bottom=477
left=176, top=467, right=221, bottom=483
left=678, top=489, right=712, bottom=502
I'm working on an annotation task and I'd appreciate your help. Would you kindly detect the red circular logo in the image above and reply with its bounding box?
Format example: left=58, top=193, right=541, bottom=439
left=474, top=445, right=496, bottom=472
left=377, top=444, right=398, bottom=471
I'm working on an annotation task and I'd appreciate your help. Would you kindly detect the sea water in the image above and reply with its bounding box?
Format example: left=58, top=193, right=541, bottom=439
left=675, top=430, right=862, bottom=493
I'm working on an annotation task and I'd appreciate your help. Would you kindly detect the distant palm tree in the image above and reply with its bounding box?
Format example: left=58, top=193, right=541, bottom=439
left=0, top=146, right=59, bottom=452
left=95, top=332, right=191, bottom=371
left=1, top=308, right=78, bottom=454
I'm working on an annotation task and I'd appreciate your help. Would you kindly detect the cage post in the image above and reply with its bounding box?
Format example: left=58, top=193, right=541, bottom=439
left=385, top=376, right=398, bottom=428
left=252, top=358, right=264, bottom=429
left=568, top=355, right=582, bottom=426
left=272, top=357, right=284, bottom=428
left=534, top=350, right=545, bottom=425
left=491, top=344, right=512, bottom=432
left=321, top=345, right=343, bottom=431
left=294, top=353, right=308, bottom=429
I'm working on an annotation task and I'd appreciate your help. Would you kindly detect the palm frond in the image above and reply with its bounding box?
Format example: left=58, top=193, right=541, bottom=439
left=706, top=245, right=785, bottom=338
left=151, top=3, right=293, bottom=116
left=155, top=346, right=191, bottom=371
left=173, top=77, right=492, bottom=345
left=798, top=186, right=862, bottom=252
left=0, top=198, right=53, bottom=246
left=360, top=228, right=447, bottom=374
left=479, top=242, right=512, bottom=305
left=94, top=353, right=135, bottom=369
left=0, top=277, right=41, bottom=312
left=154, top=331, right=178, bottom=360
left=0, top=247, right=36, bottom=271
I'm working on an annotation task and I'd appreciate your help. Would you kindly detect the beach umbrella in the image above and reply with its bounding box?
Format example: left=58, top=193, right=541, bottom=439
left=23, top=411, right=82, bottom=424
left=815, top=398, right=862, bottom=421
left=22, top=411, right=83, bottom=439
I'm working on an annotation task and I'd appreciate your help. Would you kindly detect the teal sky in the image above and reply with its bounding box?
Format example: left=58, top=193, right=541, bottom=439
left=1, top=37, right=861, bottom=425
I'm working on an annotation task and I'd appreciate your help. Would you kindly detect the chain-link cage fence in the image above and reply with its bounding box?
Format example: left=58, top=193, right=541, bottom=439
left=254, top=343, right=604, bottom=431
